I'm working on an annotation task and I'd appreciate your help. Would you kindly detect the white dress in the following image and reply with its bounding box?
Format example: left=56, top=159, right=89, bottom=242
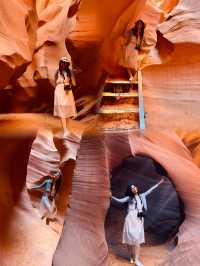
left=119, top=35, right=139, bottom=70
left=112, top=182, right=161, bottom=245
left=122, top=197, right=144, bottom=245
left=54, top=73, right=77, bottom=118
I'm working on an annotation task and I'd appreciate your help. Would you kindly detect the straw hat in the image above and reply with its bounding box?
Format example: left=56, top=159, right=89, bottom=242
left=60, top=56, right=70, bottom=63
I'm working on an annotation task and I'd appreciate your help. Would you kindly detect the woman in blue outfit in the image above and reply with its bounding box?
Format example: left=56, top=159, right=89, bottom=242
left=112, top=178, right=164, bottom=265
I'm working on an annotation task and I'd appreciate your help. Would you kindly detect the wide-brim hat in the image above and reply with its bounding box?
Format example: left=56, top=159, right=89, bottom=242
left=51, top=170, right=62, bottom=177
left=60, top=56, right=70, bottom=63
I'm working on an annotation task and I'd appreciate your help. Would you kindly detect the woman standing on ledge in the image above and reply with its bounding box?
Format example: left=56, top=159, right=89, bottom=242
left=53, top=57, right=80, bottom=164
left=112, top=178, right=164, bottom=266
left=120, top=19, right=146, bottom=81
left=54, top=57, right=77, bottom=132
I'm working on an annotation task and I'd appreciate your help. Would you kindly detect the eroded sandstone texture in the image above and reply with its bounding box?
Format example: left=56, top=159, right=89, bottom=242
left=1, top=0, right=200, bottom=127
left=0, top=0, right=37, bottom=90
left=53, top=130, right=200, bottom=266
left=1, top=1, right=200, bottom=266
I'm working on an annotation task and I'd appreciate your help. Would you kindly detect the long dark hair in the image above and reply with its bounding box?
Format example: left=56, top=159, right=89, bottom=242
left=59, top=60, right=71, bottom=80
left=125, top=184, right=138, bottom=198
left=131, top=19, right=145, bottom=51
left=55, top=59, right=73, bottom=90
left=125, top=184, right=144, bottom=215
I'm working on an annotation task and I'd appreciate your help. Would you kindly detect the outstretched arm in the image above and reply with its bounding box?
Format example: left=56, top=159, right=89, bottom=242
left=143, top=178, right=164, bottom=197
left=111, top=196, right=130, bottom=204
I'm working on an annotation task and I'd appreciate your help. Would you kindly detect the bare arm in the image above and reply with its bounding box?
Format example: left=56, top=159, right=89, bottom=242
left=143, top=179, right=164, bottom=197
left=111, top=196, right=130, bottom=204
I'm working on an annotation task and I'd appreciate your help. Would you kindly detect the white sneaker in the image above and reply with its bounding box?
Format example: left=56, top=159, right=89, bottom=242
left=135, top=258, right=144, bottom=266
left=130, top=257, right=134, bottom=264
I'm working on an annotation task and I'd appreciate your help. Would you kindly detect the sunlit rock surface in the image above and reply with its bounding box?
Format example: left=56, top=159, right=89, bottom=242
left=53, top=130, right=200, bottom=266
left=0, top=0, right=78, bottom=113
left=142, top=44, right=200, bottom=129
left=0, top=0, right=200, bottom=127
left=0, top=0, right=200, bottom=266
left=159, top=0, right=200, bottom=44
left=0, top=114, right=61, bottom=266
left=0, top=0, right=37, bottom=90
left=26, top=130, right=60, bottom=189
left=66, top=0, right=200, bottom=129
left=176, top=129, right=200, bottom=168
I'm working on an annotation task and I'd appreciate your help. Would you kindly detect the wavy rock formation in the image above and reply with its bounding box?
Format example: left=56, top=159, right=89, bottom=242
left=1, top=0, right=199, bottom=127
left=0, top=0, right=79, bottom=113
left=1, top=0, right=200, bottom=266
left=108, top=155, right=184, bottom=244
left=159, top=0, right=200, bottom=44
left=142, top=44, right=200, bottom=129
left=176, top=129, right=200, bottom=168
left=67, top=0, right=163, bottom=95
left=26, top=130, right=60, bottom=189
left=0, top=0, right=37, bottom=90
left=65, top=0, right=200, bottom=130
left=0, top=114, right=61, bottom=266
left=53, top=130, right=200, bottom=266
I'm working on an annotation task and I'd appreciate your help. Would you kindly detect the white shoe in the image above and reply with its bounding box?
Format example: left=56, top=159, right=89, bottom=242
left=130, top=257, right=134, bottom=264
left=135, top=258, right=143, bottom=266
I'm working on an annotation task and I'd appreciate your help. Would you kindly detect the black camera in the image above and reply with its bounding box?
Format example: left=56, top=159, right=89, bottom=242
left=137, top=211, right=145, bottom=218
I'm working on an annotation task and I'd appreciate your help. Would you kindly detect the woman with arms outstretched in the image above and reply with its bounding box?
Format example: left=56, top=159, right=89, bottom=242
left=112, top=178, right=164, bottom=266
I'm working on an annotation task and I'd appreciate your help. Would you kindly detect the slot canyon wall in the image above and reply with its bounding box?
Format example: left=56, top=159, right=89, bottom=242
left=52, top=130, right=200, bottom=266
left=0, top=1, right=200, bottom=266
left=0, top=1, right=79, bottom=266
left=1, top=0, right=200, bottom=124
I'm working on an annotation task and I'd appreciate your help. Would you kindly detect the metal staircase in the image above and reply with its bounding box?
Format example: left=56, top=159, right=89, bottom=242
left=98, top=70, right=145, bottom=130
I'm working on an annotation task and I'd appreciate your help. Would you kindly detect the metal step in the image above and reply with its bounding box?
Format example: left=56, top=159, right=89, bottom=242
left=97, top=70, right=145, bottom=130
left=105, top=78, right=138, bottom=84
left=98, top=107, right=139, bottom=114
left=102, top=92, right=139, bottom=97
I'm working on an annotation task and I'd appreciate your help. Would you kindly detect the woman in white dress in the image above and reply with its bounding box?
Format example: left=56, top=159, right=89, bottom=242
left=53, top=57, right=80, bottom=163
left=120, top=20, right=146, bottom=81
left=54, top=57, right=77, bottom=132
left=112, top=178, right=164, bottom=266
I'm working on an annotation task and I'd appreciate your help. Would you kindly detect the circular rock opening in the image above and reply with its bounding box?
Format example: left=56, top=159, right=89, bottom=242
left=105, top=155, right=185, bottom=259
